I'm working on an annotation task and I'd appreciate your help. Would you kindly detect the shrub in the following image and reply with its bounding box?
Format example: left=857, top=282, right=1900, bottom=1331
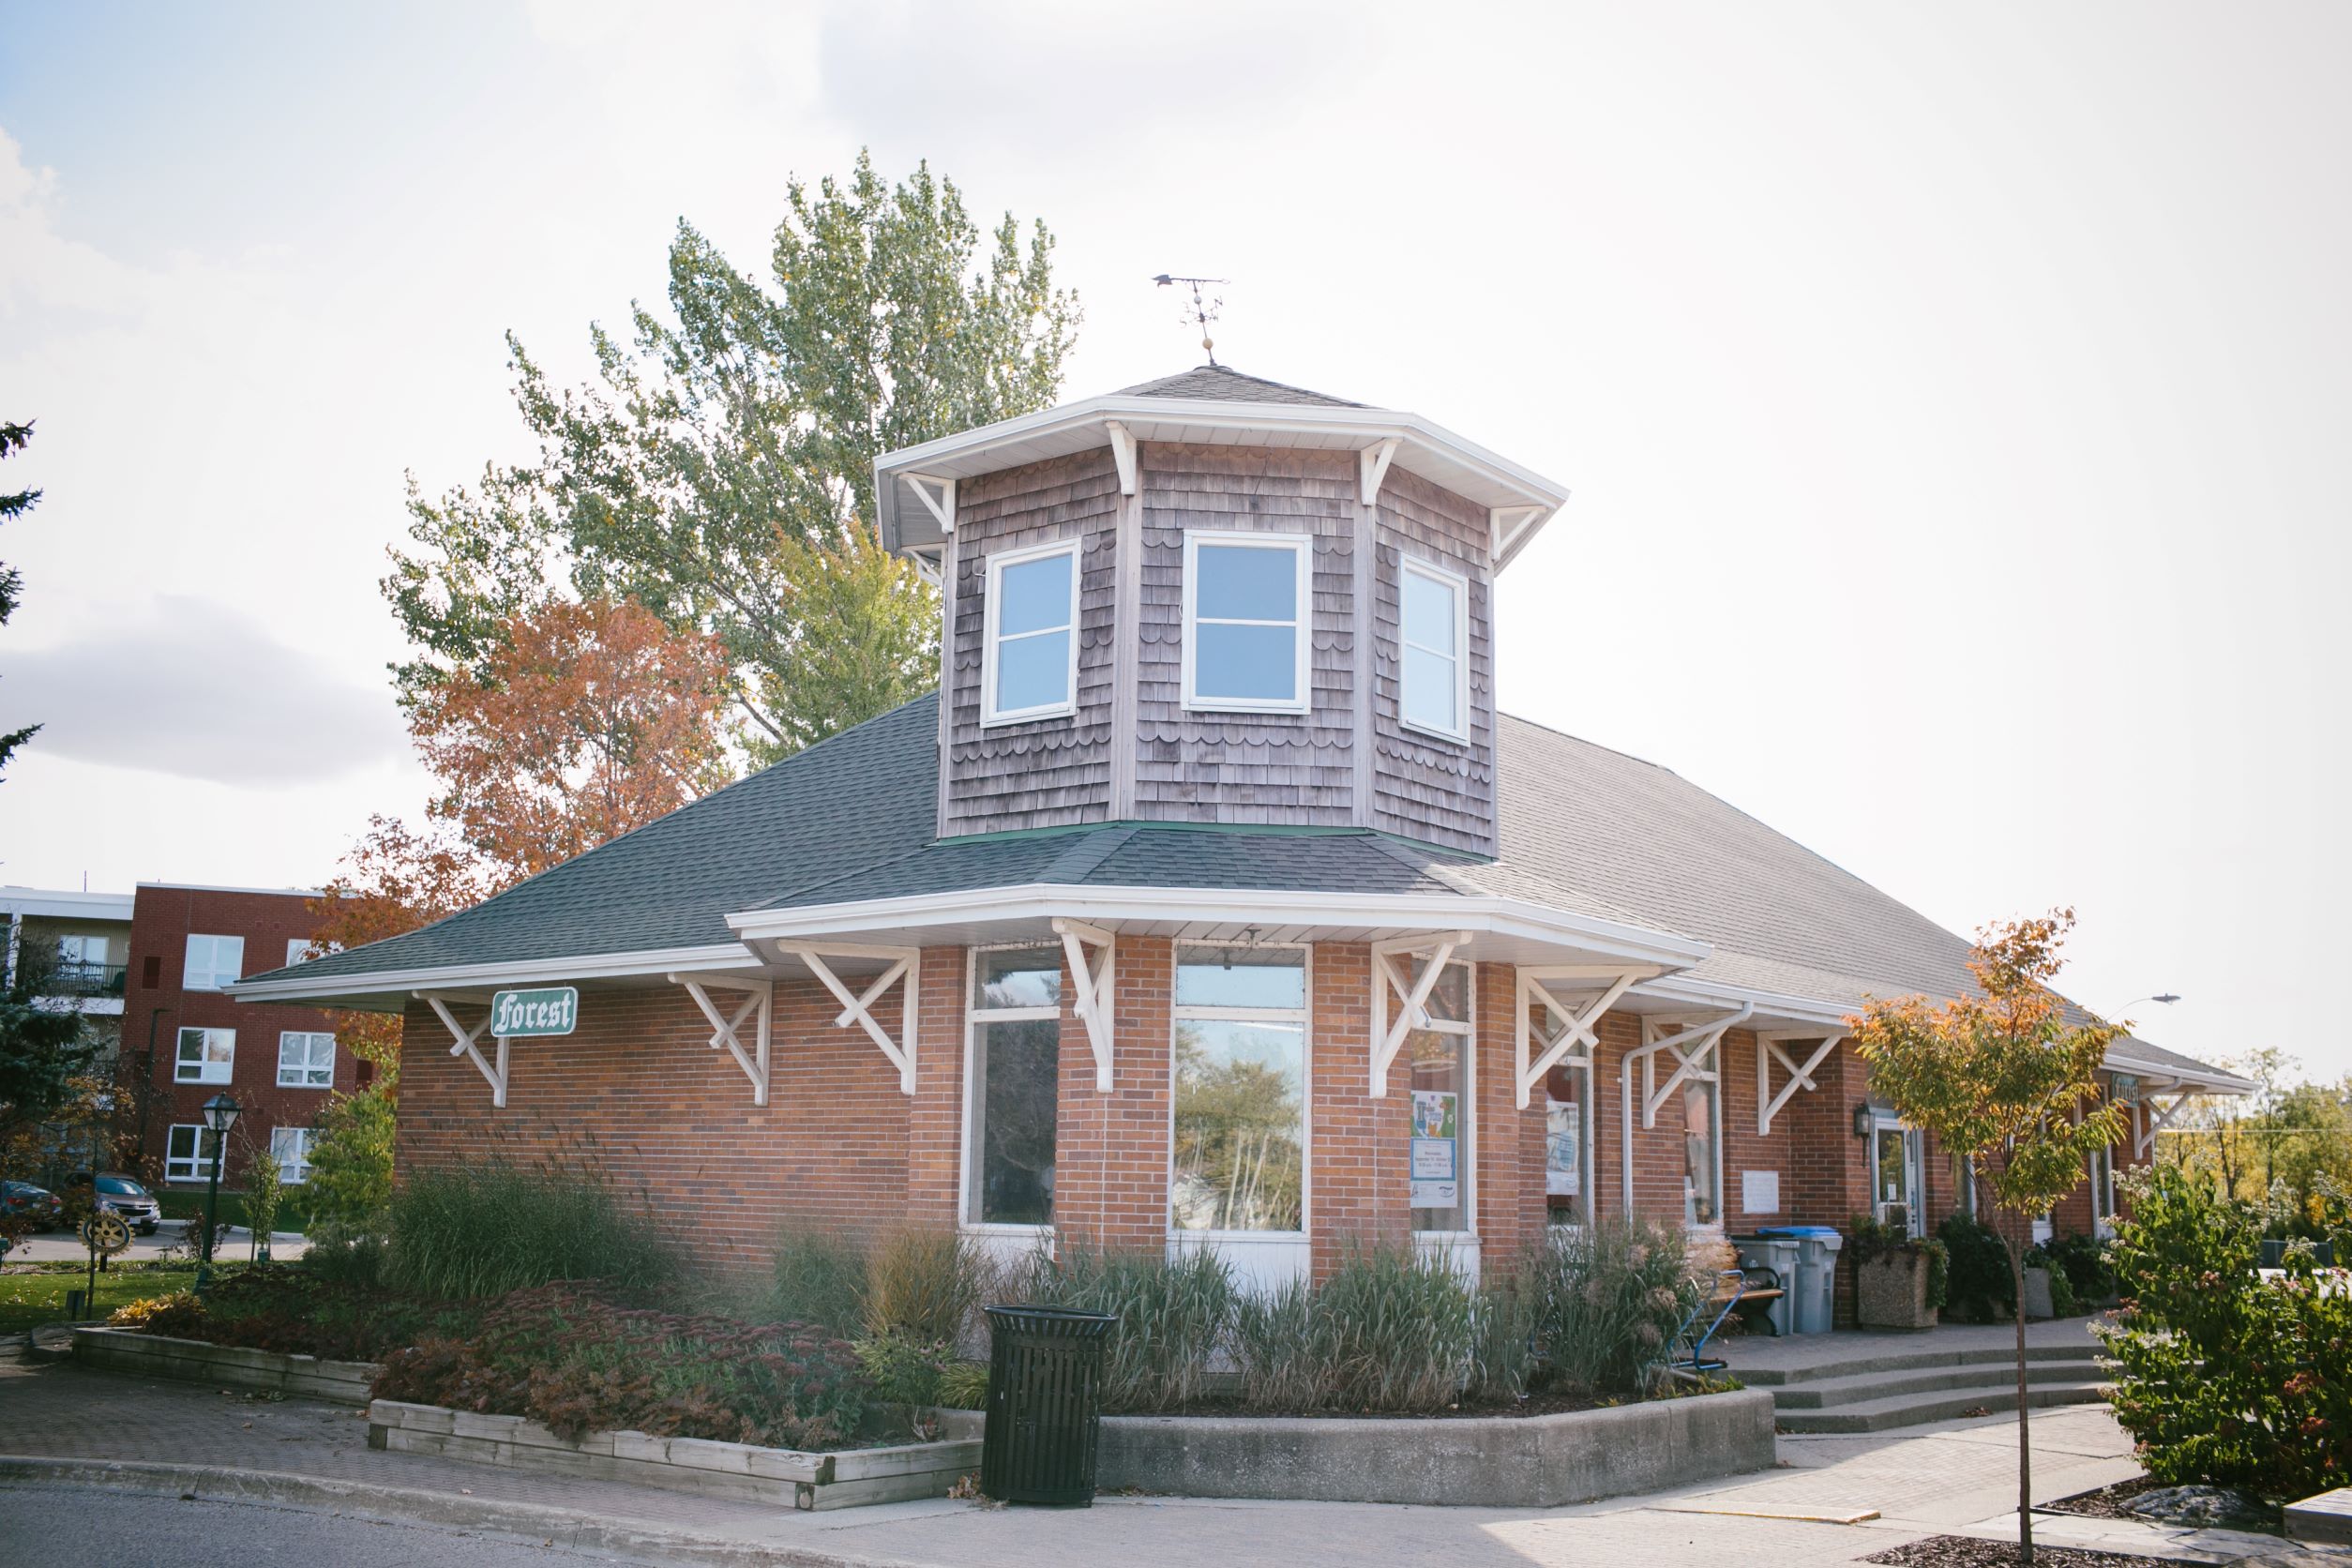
left=1229, top=1244, right=1477, bottom=1413
left=304, top=1078, right=397, bottom=1239
left=1468, top=1259, right=1540, bottom=1402
left=110, top=1291, right=206, bottom=1337
left=860, top=1227, right=983, bottom=1345
left=936, top=1358, right=989, bottom=1410
left=852, top=1332, right=949, bottom=1408
left=1017, top=1239, right=1236, bottom=1411
left=241, top=1125, right=286, bottom=1250
left=2096, top=1166, right=2352, bottom=1499
left=384, top=1158, right=672, bottom=1300
left=1936, top=1214, right=2014, bottom=1323
left=169, top=1261, right=476, bottom=1361
left=764, top=1226, right=867, bottom=1336
left=373, top=1282, right=869, bottom=1450
left=2040, top=1230, right=2115, bottom=1304
left=1527, top=1217, right=1699, bottom=1395
left=1847, top=1214, right=1950, bottom=1311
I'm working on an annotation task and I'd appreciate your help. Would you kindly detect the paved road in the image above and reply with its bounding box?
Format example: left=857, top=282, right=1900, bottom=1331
left=6, top=1220, right=310, bottom=1263
left=0, top=1483, right=663, bottom=1568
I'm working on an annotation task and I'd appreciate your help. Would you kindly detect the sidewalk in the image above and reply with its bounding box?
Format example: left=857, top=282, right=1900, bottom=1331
left=0, top=1357, right=2330, bottom=1567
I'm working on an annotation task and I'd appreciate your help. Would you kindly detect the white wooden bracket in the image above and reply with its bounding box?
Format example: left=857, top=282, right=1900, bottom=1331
left=1515, top=966, right=1646, bottom=1108
left=1358, top=438, right=1400, bottom=505
left=1052, top=918, right=1118, bottom=1091
left=1756, top=1030, right=1844, bottom=1135
left=904, top=474, right=957, bottom=534
left=1635, top=1004, right=1754, bottom=1128
left=419, top=990, right=507, bottom=1108
left=2133, top=1088, right=2194, bottom=1161
left=1105, top=421, right=1138, bottom=495
left=782, top=943, right=921, bottom=1094
left=670, top=972, right=774, bottom=1106
left=1369, top=931, right=1472, bottom=1095
left=1491, top=505, right=1546, bottom=561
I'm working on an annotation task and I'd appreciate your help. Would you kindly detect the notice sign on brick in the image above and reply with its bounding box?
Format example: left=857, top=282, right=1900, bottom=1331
left=490, top=987, right=580, bottom=1038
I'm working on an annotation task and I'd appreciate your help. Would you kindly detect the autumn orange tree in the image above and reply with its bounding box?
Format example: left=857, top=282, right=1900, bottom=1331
left=1850, top=912, right=2128, bottom=1566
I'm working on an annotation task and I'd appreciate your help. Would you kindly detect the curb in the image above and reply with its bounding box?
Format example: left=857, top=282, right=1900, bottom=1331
left=0, top=1456, right=926, bottom=1568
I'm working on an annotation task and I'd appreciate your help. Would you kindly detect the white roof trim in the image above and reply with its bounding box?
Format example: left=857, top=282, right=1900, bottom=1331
left=2105, top=1050, right=2255, bottom=1095
left=222, top=942, right=762, bottom=1010
left=1633, top=973, right=1857, bottom=1031
left=873, top=394, right=1569, bottom=571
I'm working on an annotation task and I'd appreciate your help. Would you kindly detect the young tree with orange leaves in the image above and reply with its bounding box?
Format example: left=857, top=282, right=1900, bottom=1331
left=1850, top=912, right=2129, bottom=1566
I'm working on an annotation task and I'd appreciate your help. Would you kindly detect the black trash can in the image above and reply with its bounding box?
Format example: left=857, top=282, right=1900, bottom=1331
left=980, top=1304, right=1116, bottom=1506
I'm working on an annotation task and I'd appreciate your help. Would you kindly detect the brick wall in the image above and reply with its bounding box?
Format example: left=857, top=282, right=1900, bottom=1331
left=1473, top=964, right=1547, bottom=1263
left=1054, top=936, right=1172, bottom=1250
left=1307, top=942, right=1409, bottom=1273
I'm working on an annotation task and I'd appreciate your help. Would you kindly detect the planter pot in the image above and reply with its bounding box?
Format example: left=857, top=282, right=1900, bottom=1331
left=1854, top=1251, right=1939, bottom=1331
left=2021, top=1266, right=2055, bottom=1320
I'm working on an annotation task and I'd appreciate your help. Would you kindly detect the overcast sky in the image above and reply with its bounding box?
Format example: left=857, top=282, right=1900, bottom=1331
left=3, top=2, right=2344, bottom=1081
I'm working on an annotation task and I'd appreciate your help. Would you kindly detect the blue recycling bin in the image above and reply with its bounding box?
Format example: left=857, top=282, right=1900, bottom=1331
left=1759, top=1226, right=1843, bottom=1334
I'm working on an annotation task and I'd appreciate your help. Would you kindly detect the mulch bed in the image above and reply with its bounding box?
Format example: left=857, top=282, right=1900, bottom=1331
left=1863, top=1537, right=2158, bottom=1568
left=2041, top=1476, right=2284, bottom=1536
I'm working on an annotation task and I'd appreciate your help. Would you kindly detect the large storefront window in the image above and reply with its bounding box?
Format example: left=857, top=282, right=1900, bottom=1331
left=1409, top=961, right=1473, bottom=1233
left=968, top=946, right=1062, bottom=1227
left=1172, top=947, right=1305, bottom=1233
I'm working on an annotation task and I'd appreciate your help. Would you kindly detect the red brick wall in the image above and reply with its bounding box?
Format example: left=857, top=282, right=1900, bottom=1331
left=1474, top=963, right=1547, bottom=1263
left=1307, top=942, right=1409, bottom=1273
left=906, top=946, right=968, bottom=1226
left=121, top=885, right=354, bottom=1187
left=1054, top=936, right=1172, bottom=1251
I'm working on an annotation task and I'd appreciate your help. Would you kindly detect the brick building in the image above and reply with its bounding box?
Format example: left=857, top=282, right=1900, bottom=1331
left=234, top=366, right=2248, bottom=1310
left=122, top=883, right=357, bottom=1194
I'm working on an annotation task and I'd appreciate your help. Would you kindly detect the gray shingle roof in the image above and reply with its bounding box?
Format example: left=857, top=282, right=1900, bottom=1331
left=1113, top=365, right=1365, bottom=408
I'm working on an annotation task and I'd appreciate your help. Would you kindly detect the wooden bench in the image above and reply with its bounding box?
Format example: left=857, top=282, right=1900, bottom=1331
left=1663, top=1266, right=1785, bottom=1381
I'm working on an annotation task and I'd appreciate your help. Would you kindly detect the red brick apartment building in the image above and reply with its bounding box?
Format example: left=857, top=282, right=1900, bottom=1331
left=232, top=366, right=2248, bottom=1315
left=122, top=883, right=357, bottom=1194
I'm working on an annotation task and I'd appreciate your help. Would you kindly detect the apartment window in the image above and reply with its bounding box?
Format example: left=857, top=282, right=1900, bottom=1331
left=1182, top=532, right=1309, bottom=713
left=278, top=1031, right=336, bottom=1088
left=184, top=933, right=245, bottom=991
left=174, top=1027, right=234, bottom=1085
left=272, top=1126, right=318, bottom=1185
left=1172, top=946, right=1306, bottom=1234
left=965, top=946, right=1062, bottom=1227
left=1407, top=960, right=1473, bottom=1233
left=1399, top=557, right=1470, bottom=740
left=981, top=541, right=1079, bottom=725
left=164, top=1123, right=221, bottom=1183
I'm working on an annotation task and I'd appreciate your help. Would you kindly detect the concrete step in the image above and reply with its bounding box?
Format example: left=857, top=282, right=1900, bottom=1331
left=1729, top=1342, right=2098, bottom=1386
left=1770, top=1358, right=2103, bottom=1410
left=1772, top=1378, right=2110, bottom=1434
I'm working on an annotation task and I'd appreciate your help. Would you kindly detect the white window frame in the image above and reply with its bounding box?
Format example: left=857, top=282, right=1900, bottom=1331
left=272, top=1125, right=318, bottom=1185
left=164, top=1123, right=221, bottom=1184
left=1869, top=1113, right=1926, bottom=1238
left=1404, top=957, right=1476, bottom=1245
left=1181, top=530, right=1312, bottom=715
left=1169, top=941, right=1313, bottom=1241
left=277, top=1031, right=337, bottom=1089
left=174, top=1026, right=235, bottom=1085
left=1397, top=554, right=1471, bottom=744
left=979, top=538, right=1081, bottom=727
left=1534, top=1001, right=1595, bottom=1230
left=960, top=943, right=1065, bottom=1236
left=184, top=933, right=245, bottom=991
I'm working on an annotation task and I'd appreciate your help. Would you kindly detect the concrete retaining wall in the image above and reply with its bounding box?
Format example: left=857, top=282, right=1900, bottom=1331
left=936, top=1389, right=1775, bottom=1506
left=71, top=1326, right=379, bottom=1405
left=368, top=1400, right=980, bottom=1512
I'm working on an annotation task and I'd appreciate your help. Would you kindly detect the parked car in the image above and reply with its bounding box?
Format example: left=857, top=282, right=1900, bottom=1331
left=2, top=1180, right=66, bottom=1229
left=64, top=1171, right=162, bottom=1234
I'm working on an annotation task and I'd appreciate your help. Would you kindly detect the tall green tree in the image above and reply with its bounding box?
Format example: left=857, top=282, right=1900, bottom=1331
left=387, top=152, right=1078, bottom=764
left=1850, top=911, right=2129, bottom=1567
left=0, top=943, right=100, bottom=1191
left=0, top=418, right=43, bottom=777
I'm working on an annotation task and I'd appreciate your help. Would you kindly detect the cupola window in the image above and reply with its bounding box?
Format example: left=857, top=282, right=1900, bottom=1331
left=1399, top=557, right=1469, bottom=741
left=1182, top=531, right=1309, bottom=713
left=981, top=541, right=1078, bottom=725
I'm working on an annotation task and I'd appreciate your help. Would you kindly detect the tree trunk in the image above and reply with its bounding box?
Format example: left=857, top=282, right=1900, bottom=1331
left=2009, top=1240, right=2033, bottom=1565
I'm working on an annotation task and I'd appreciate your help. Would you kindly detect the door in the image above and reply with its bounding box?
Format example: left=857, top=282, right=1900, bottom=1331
left=1873, top=1119, right=1924, bottom=1237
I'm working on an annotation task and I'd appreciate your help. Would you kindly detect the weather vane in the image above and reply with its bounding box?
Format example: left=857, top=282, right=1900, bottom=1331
left=1153, top=274, right=1229, bottom=366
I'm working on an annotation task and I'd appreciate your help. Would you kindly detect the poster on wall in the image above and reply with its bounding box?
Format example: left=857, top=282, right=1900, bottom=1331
left=1545, top=1097, right=1580, bottom=1197
left=1410, top=1089, right=1458, bottom=1209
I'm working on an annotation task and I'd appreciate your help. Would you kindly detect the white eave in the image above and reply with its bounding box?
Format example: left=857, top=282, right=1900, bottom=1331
left=873, top=395, right=1571, bottom=573
left=221, top=942, right=765, bottom=1011
left=1631, top=973, right=1860, bottom=1032
left=2104, top=1048, right=2256, bottom=1096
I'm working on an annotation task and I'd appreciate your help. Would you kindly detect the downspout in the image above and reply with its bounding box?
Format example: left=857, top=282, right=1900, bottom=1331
left=1618, top=1005, right=1754, bottom=1220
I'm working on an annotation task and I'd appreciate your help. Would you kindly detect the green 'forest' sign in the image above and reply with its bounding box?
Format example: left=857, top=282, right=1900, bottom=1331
left=490, top=987, right=580, bottom=1038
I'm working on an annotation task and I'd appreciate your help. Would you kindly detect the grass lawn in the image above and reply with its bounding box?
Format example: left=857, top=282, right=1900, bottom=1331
left=0, top=1262, right=199, bottom=1334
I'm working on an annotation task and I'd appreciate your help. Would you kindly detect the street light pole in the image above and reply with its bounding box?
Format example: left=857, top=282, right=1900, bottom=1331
left=194, top=1092, right=240, bottom=1298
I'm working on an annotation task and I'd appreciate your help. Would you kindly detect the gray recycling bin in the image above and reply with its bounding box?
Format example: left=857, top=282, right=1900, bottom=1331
left=1730, top=1235, right=1798, bottom=1336
left=1760, top=1225, right=1842, bottom=1334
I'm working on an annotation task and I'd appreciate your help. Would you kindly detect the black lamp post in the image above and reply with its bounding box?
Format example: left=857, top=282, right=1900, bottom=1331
left=194, top=1092, right=240, bottom=1298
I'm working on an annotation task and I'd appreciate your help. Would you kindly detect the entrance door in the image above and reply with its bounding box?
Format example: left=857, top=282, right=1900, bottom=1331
left=1872, top=1119, right=1924, bottom=1237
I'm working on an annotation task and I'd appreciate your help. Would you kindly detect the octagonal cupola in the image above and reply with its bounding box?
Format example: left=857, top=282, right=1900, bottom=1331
left=874, top=366, right=1567, bottom=856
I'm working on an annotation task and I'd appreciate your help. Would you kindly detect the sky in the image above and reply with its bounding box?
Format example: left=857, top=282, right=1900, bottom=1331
left=2, top=2, right=2345, bottom=1081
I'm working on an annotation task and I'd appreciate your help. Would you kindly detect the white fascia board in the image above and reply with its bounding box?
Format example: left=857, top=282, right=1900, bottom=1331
left=221, top=942, right=763, bottom=1008
left=2103, top=1051, right=2255, bottom=1095
left=1633, top=974, right=1859, bottom=1031
left=874, top=396, right=1568, bottom=559
left=0, top=888, right=136, bottom=921
left=730, top=883, right=1707, bottom=972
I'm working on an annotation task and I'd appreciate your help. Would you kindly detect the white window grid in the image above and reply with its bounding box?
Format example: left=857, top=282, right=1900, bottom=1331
left=1180, top=530, right=1311, bottom=714
left=960, top=943, right=1066, bottom=1231
left=184, top=933, right=245, bottom=991
left=272, top=1126, right=318, bottom=1184
left=1398, top=554, right=1471, bottom=743
left=278, top=1031, right=336, bottom=1088
left=979, top=538, right=1081, bottom=727
left=174, top=1027, right=235, bottom=1085
left=164, top=1123, right=221, bottom=1183
left=1170, top=941, right=1313, bottom=1239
